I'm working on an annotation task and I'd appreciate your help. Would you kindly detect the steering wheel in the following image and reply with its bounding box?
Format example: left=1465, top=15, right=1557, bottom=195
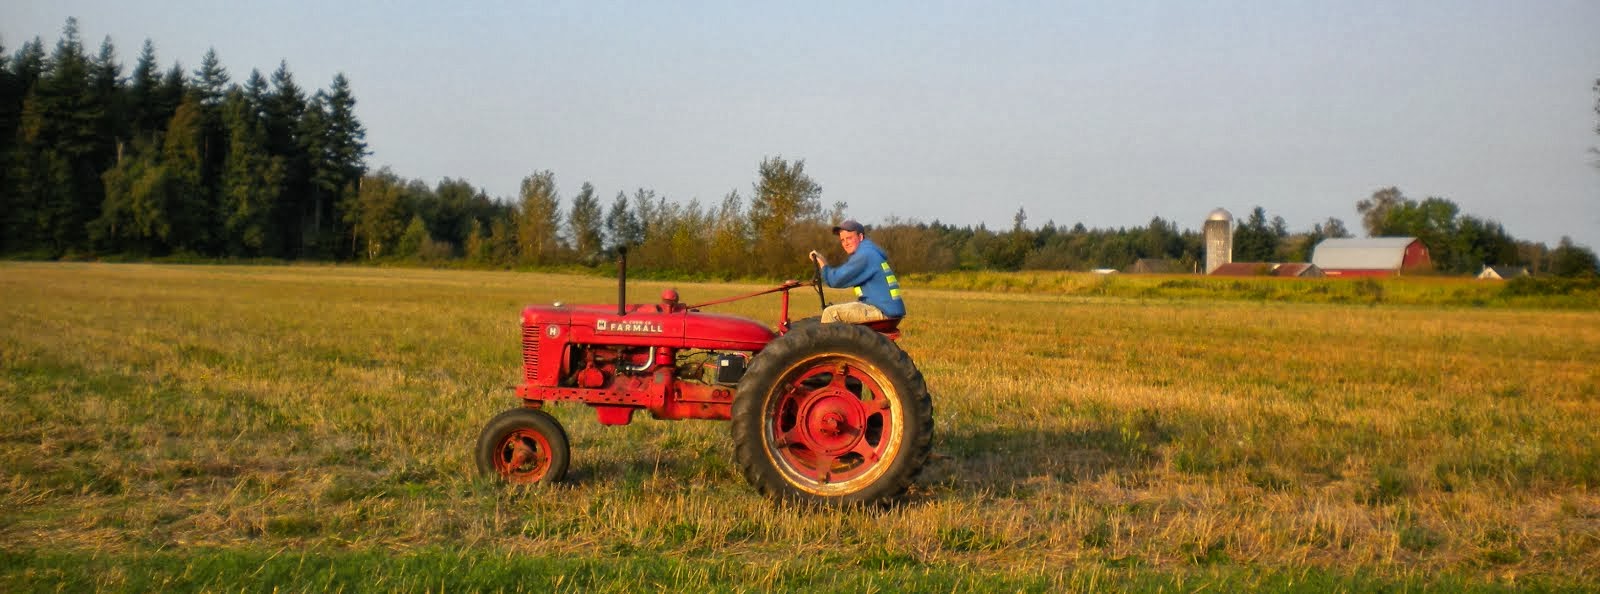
left=809, top=254, right=827, bottom=311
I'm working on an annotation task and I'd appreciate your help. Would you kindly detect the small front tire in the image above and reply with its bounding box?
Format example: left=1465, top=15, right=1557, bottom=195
left=476, top=407, right=570, bottom=484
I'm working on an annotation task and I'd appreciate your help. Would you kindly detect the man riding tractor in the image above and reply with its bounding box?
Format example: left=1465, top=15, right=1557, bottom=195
left=809, top=219, right=904, bottom=324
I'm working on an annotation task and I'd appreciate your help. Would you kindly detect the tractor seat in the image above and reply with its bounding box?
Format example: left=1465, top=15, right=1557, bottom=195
left=859, top=317, right=903, bottom=340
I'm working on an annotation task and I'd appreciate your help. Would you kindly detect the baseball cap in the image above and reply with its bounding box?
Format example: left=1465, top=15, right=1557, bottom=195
left=831, top=219, right=865, bottom=234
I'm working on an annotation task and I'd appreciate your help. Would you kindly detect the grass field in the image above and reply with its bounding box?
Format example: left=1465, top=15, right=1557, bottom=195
left=2, top=262, right=1598, bottom=592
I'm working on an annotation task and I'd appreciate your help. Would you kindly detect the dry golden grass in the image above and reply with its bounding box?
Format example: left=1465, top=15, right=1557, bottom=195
left=2, top=262, right=1597, bottom=590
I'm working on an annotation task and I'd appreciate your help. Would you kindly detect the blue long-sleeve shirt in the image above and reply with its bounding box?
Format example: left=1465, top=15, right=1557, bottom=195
left=821, top=237, right=905, bottom=318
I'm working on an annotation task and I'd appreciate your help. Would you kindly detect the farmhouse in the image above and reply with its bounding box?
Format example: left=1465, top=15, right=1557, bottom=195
left=1477, top=266, right=1530, bottom=280
left=1311, top=237, right=1431, bottom=277
left=1209, top=262, right=1325, bottom=277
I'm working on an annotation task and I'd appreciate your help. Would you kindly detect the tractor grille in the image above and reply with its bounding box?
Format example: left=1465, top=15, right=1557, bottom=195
left=521, top=324, right=541, bottom=383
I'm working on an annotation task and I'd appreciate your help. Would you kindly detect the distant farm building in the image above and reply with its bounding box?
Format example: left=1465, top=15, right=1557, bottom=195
left=1477, top=266, right=1530, bottom=280
left=1209, top=262, right=1325, bottom=278
left=1272, top=263, right=1325, bottom=278
left=1204, top=208, right=1233, bottom=274
left=1311, top=238, right=1431, bottom=277
left=1130, top=258, right=1184, bottom=274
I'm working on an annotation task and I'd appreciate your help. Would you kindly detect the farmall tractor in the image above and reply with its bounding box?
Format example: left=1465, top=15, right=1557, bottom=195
left=475, top=250, right=934, bottom=506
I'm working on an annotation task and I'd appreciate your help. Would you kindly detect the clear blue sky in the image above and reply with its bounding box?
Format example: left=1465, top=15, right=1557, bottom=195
left=7, top=1, right=1599, bottom=246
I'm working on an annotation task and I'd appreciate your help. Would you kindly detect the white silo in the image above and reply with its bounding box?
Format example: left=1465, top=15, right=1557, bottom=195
left=1204, top=208, right=1233, bottom=274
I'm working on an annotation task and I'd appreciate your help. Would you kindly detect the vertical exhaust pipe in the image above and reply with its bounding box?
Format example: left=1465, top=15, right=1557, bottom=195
left=616, top=246, right=628, bottom=316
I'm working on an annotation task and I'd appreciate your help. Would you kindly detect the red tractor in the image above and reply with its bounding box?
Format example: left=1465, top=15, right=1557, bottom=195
left=475, top=250, right=934, bottom=506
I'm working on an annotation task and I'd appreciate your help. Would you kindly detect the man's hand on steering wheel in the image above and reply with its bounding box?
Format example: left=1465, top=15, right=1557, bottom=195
left=808, top=250, right=828, bottom=268
left=807, top=251, right=828, bottom=310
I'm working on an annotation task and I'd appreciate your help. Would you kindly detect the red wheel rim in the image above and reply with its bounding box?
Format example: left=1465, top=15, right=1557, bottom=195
left=766, top=355, right=901, bottom=495
left=494, top=428, right=553, bottom=483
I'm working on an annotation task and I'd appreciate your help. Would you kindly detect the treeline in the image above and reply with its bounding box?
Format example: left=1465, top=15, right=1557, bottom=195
left=4, top=20, right=1596, bottom=280
left=1, top=19, right=366, bottom=260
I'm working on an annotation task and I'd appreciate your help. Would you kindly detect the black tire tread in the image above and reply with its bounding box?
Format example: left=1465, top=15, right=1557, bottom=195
left=475, top=407, right=571, bottom=484
left=731, top=323, right=933, bottom=506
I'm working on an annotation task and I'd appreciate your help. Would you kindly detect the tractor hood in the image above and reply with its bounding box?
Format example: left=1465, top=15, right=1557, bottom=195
left=522, top=304, right=775, bottom=351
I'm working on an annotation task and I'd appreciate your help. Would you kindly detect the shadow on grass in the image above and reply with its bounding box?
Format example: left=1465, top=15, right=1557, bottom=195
left=919, top=423, right=1167, bottom=496
left=540, top=415, right=1167, bottom=502
left=561, top=447, right=739, bottom=490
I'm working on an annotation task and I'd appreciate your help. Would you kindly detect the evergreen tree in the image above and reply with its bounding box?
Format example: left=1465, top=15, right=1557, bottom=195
left=322, top=73, right=368, bottom=258
left=155, top=64, right=186, bottom=132
left=1138, top=216, right=1184, bottom=260
left=321, top=74, right=367, bottom=187
left=0, top=40, right=17, bottom=247
left=220, top=88, right=284, bottom=256
left=1232, top=206, right=1280, bottom=262
left=265, top=61, right=308, bottom=257
left=13, top=19, right=108, bottom=254
left=242, top=70, right=269, bottom=120
left=89, top=37, right=124, bottom=163
left=604, top=190, right=642, bottom=251
left=296, top=94, right=332, bottom=255
left=1, top=38, right=48, bottom=252
left=191, top=48, right=229, bottom=107
left=567, top=181, right=604, bottom=261
left=297, top=74, right=368, bottom=258
left=126, top=40, right=163, bottom=135
left=8, top=92, right=59, bottom=252
left=187, top=48, right=231, bottom=254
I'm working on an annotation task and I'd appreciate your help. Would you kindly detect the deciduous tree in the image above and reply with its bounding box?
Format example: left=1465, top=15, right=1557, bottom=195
left=748, top=156, right=822, bottom=271
left=1357, top=186, right=1407, bottom=237
left=1550, top=236, right=1599, bottom=278
left=348, top=168, right=407, bottom=259
left=517, top=170, right=563, bottom=264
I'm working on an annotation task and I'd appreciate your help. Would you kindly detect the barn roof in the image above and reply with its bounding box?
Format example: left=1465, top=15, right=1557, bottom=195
left=1478, top=266, right=1529, bottom=280
left=1209, top=262, right=1323, bottom=277
left=1312, top=237, right=1418, bottom=270
left=1273, top=263, right=1323, bottom=277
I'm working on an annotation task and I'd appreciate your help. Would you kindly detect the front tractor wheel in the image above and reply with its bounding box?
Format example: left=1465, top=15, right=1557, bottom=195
left=732, top=323, right=933, bottom=506
left=476, top=408, right=570, bottom=484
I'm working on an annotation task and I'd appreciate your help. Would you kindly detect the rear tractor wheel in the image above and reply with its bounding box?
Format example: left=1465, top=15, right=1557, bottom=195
left=476, top=408, right=570, bottom=484
left=732, top=323, right=933, bottom=506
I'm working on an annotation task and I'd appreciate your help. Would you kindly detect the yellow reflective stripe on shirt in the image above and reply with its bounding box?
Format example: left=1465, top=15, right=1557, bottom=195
left=890, top=288, right=902, bottom=298
left=880, top=262, right=890, bottom=271
left=885, top=275, right=897, bottom=284
left=854, top=287, right=863, bottom=296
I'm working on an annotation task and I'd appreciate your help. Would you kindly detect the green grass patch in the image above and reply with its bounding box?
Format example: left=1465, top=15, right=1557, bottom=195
left=0, top=547, right=1575, bottom=593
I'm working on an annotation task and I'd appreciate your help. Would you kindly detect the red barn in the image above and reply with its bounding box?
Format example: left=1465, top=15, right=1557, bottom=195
left=1311, top=238, right=1431, bottom=277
